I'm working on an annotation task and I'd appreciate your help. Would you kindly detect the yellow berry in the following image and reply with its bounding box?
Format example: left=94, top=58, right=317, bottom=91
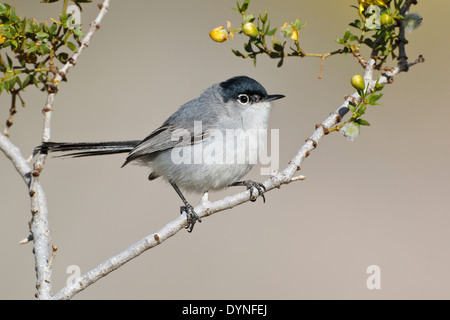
left=380, top=14, right=393, bottom=26
left=351, top=75, right=365, bottom=91
left=242, top=22, right=258, bottom=37
left=209, top=26, right=229, bottom=43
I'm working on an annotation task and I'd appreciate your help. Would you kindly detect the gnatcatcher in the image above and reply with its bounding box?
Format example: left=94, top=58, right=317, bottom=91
left=37, top=76, right=285, bottom=232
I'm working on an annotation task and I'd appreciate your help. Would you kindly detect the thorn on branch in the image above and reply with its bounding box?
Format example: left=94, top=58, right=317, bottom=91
left=409, top=54, right=425, bottom=68
left=47, top=245, right=58, bottom=269
left=290, top=175, right=306, bottom=182
left=98, top=2, right=109, bottom=11
left=19, top=235, right=33, bottom=245
left=318, top=54, right=326, bottom=79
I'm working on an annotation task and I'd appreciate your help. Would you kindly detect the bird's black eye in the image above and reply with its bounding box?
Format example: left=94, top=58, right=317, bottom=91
left=237, top=94, right=250, bottom=105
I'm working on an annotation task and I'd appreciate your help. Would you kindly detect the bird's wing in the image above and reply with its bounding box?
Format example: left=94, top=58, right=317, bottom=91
left=122, top=124, right=210, bottom=166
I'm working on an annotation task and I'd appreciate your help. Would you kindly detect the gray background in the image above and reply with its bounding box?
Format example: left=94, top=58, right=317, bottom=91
left=1, top=0, right=449, bottom=299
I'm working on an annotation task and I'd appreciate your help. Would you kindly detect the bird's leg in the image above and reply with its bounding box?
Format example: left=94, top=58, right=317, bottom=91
left=170, top=182, right=201, bottom=232
left=229, top=180, right=266, bottom=203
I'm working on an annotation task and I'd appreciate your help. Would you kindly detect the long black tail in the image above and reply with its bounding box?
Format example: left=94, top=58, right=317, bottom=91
left=35, top=141, right=141, bottom=158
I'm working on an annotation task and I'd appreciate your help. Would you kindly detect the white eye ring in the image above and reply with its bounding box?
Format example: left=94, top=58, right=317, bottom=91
left=237, top=94, right=250, bottom=105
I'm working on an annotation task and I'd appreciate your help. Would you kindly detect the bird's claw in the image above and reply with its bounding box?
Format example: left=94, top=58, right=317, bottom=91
left=244, top=180, right=266, bottom=203
left=180, top=204, right=201, bottom=232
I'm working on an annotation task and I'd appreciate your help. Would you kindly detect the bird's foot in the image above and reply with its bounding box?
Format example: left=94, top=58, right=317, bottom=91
left=231, top=180, right=266, bottom=203
left=180, top=204, right=202, bottom=232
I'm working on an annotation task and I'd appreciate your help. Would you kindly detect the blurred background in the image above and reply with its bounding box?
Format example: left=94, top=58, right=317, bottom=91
left=1, top=0, right=448, bottom=299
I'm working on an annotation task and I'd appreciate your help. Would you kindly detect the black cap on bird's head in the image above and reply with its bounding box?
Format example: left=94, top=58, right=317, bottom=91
left=219, top=76, right=285, bottom=104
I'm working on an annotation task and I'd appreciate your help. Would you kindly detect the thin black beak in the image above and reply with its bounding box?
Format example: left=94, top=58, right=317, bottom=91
left=265, top=94, right=285, bottom=102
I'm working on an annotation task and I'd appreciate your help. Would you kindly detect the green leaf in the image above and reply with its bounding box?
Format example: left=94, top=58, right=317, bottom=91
left=39, top=42, right=51, bottom=54
left=271, top=38, right=283, bottom=52
left=260, top=10, right=268, bottom=23
left=235, top=0, right=241, bottom=12
left=9, top=7, right=18, bottom=22
left=243, top=41, right=253, bottom=53
left=15, top=76, right=23, bottom=89
left=358, top=104, right=367, bottom=116
left=2, top=40, right=11, bottom=48
left=23, top=74, right=32, bottom=87
left=36, top=31, right=49, bottom=38
left=3, top=30, right=13, bottom=38
left=60, top=14, right=69, bottom=28
left=343, top=29, right=351, bottom=42
left=277, top=57, right=284, bottom=68
left=57, top=52, right=70, bottom=63
left=355, top=118, right=371, bottom=126
left=294, top=18, right=302, bottom=30
left=348, top=102, right=356, bottom=113
left=349, top=19, right=362, bottom=30
left=66, top=41, right=77, bottom=52
left=231, top=49, right=243, bottom=57
left=241, top=0, right=250, bottom=12
left=9, top=25, right=17, bottom=36
left=73, top=27, right=83, bottom=38
left=0, top=3, right=6, bottom=14
left=266, top=27, right=277, bottom=37
left=244, top=13, right=255, bottom=23
left=3, top=79, right=10, bottom=92
left=268, top=52, right=281, bottom=59
left=28, top=45, right=38, bottom=53
left=8, top=77, right=16, bottom=90
left=363, top=38, right=374, bottom=48
left=368, top=93, right=383, bottom=105
left=6, top=53, right=13, bottom=68
left=49, top=23, right=58, bottom=35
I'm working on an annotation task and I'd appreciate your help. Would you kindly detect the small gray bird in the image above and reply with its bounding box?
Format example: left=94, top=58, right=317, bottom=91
left=38, top=76, right=285, bottom=231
